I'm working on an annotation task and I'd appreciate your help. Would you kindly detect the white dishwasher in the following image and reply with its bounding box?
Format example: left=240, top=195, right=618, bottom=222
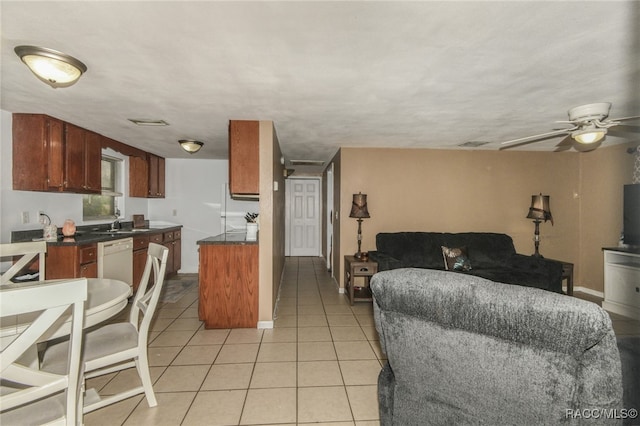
left=97, top=237, right=133, bottom=289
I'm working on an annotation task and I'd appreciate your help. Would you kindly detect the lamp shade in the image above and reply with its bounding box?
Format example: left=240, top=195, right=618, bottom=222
left=349, top=193, right=370, bottom=218
left=526, top=194, right=553, bottom=225
left=15, top=45, right=87, bottom=88
left=179, top=139, right=204, bottom=153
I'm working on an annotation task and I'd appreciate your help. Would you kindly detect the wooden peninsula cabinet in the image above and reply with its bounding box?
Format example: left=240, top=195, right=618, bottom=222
left=229, top=120, right=259, bottom=198
left=198, top=235, right=258, bottom=328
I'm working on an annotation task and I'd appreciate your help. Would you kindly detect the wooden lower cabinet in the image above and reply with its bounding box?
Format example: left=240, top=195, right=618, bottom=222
left=46, top=244, right=98, bottom=279
left=198, top=244, right=258, bottom=328
left=132, top=235, right=150, bottom=292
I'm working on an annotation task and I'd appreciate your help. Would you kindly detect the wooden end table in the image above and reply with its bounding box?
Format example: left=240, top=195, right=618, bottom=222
left=547, top=259, right=574, bottom=296
left=344, top=255, right=378, bottom=305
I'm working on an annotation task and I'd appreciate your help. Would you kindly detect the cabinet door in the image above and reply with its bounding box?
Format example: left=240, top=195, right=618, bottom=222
left=163, top=242, right=174, bottom=275
left=12, top=114, right=65, bottom=191
left=64, top=123, right=87, bottom=192
left=173, top=238, right=182, bottom=272
left=84, top=131, right=102, bottom=192
left=65, top=124, right=102, bottom=193
left=157, top=157, right=166, bottom=197
left=148, top=154, right=159, bottom=197
left=229, top=120, right=259, bottom=196
left=132, top=248, right=148, bottom=292
left=129, top=155, right=149, bottom=197
left=46, top=118, right=65, bottom=190
left=80, top=262, right=97, bottom=278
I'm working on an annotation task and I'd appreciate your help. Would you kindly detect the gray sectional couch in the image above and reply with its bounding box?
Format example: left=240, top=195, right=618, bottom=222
left=372, top=268, right=626, bottom=425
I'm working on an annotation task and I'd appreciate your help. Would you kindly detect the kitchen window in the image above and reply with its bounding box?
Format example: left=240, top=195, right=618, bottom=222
left=82, top=155, right=123, bottom=220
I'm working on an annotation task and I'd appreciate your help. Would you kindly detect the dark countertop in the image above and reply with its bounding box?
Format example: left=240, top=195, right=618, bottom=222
left=197, top=233, right=258, bottom=245
left=11, top=224, right=182, bottom=246
left=602, top=246, right=640, bottom=255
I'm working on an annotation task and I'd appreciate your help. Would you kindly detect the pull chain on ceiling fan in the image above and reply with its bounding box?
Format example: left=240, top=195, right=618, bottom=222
left=499, top=103, right=640, bottom=152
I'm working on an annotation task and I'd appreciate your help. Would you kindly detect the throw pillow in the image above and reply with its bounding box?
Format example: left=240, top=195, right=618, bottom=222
left=441, top=246, right=472, bottom=271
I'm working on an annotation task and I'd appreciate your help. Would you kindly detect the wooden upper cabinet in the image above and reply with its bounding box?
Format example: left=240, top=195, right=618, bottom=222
left=229, top=120, right=259, bottom=197
left=64, top=123, right=101, bottom=193
left=12, top=114, right=101, bottom=194
left=129, top=155, right=149, bottom=197
left=12, top=114, right=65, bottom=191
left=129, top=153, right=165, bottom=198
left=148, top=154, right=165, bottom=198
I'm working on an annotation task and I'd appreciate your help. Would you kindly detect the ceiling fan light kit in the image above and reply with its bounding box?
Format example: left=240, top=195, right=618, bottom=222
left=500, top=102, right=640, bottom=151
left=14, top=45, right=87, bottom=88
left=572, top=126, right=607, bottom=144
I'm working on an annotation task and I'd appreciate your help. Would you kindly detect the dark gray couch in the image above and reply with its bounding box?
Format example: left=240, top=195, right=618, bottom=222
left=369, top=232, right=564, bottom=292
left=372, top=268, right=624, bottom=425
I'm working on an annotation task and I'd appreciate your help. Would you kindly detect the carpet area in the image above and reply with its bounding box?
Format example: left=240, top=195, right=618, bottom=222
left=159, top=276, right=197, bottom=303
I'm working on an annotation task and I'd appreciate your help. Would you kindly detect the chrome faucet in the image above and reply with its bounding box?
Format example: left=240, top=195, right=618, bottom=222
left=110, top=219, right=121, bottom=231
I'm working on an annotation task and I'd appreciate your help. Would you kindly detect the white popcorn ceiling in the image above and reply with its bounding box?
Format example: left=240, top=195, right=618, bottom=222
left=1, top=1, right=639, bottom=174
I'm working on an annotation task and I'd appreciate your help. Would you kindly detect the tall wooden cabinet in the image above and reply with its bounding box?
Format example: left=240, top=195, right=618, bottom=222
left=229, top=120, right=259, bottom=197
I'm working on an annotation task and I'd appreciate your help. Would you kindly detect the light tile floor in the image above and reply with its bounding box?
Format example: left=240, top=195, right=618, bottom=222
left=82, top=259, right=640, bottom=425
left=84, top=257, right=382, bottom=426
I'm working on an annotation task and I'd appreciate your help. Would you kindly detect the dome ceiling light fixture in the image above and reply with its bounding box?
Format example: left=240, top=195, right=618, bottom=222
left=15, top=45, right=87, bottom=88
left=179, top=139, right=204, bottom=154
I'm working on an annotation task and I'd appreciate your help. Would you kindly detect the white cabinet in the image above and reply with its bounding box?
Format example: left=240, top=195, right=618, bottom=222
left=602, top=248, right=640, bottom=319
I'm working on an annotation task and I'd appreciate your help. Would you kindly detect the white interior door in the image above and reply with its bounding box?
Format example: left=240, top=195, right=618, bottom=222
left=289, top=178, right=320, bottom=256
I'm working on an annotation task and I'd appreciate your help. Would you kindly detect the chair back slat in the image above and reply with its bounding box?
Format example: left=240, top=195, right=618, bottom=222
left=0, top=241, right=47, bottom=285
left=1, top=278, right=87, bottom=425
left=130, top=243, right=169, bottom=332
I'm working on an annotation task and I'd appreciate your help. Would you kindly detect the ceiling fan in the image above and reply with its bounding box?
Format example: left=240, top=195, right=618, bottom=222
left=499, top=103, right=640, bottom=152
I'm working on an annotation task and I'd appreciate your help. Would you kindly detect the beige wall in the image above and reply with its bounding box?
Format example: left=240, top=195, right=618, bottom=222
left=258, top=121, right=286, bottom=324
left=331, top=143, right=637, bottom=293
left=578, top=143, right=636, bottom=291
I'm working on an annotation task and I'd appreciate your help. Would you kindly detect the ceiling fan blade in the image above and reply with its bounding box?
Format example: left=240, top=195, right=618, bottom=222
left=554, top=134, right=574, bottom=152
left=608, top=124, right=640, bottom=136
left=610, top=115, right=640, bottom=122
left=499, top=128, right=574, bottom=148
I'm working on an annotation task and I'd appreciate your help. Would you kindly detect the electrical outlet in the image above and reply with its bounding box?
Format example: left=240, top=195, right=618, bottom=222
left=38, top=211, right=47, bottom=225
left=21, top=211, right=30, bottom=224
left=172, top=209, right=177, bottom=216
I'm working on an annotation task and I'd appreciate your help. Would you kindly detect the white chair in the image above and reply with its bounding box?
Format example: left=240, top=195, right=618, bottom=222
left=42, top=243, right=169, bottom=413
left=0, top=278, right=88, bottom=426
left=0, top=241, right=47, bottom=285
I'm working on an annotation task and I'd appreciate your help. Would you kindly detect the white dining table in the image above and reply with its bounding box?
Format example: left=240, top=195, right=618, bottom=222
left=0, top=278, right=132, bottom=345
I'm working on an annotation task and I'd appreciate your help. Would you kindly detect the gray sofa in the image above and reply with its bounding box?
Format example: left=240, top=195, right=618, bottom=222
left=372, top=268, right=624, bottom=425
left=368, top=232, right=564, bottom=293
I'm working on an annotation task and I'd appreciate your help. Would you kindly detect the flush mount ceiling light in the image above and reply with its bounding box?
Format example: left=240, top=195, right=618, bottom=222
left=15, top=45, right=87, bottom=88
left=179, top=139, right=204, bottom=154
left=572, top=125, right=607, bottom=144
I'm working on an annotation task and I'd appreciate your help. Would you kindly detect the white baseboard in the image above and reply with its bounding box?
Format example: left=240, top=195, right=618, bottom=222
left=572, top=286, right=604, bottom=299
left=257, top=321, right=273, bottom=329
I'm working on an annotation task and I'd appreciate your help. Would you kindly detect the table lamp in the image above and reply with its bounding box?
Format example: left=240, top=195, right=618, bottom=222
left=349, top=192, right=370, bottom=259
left=526, top=193, right=553, bottom=257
